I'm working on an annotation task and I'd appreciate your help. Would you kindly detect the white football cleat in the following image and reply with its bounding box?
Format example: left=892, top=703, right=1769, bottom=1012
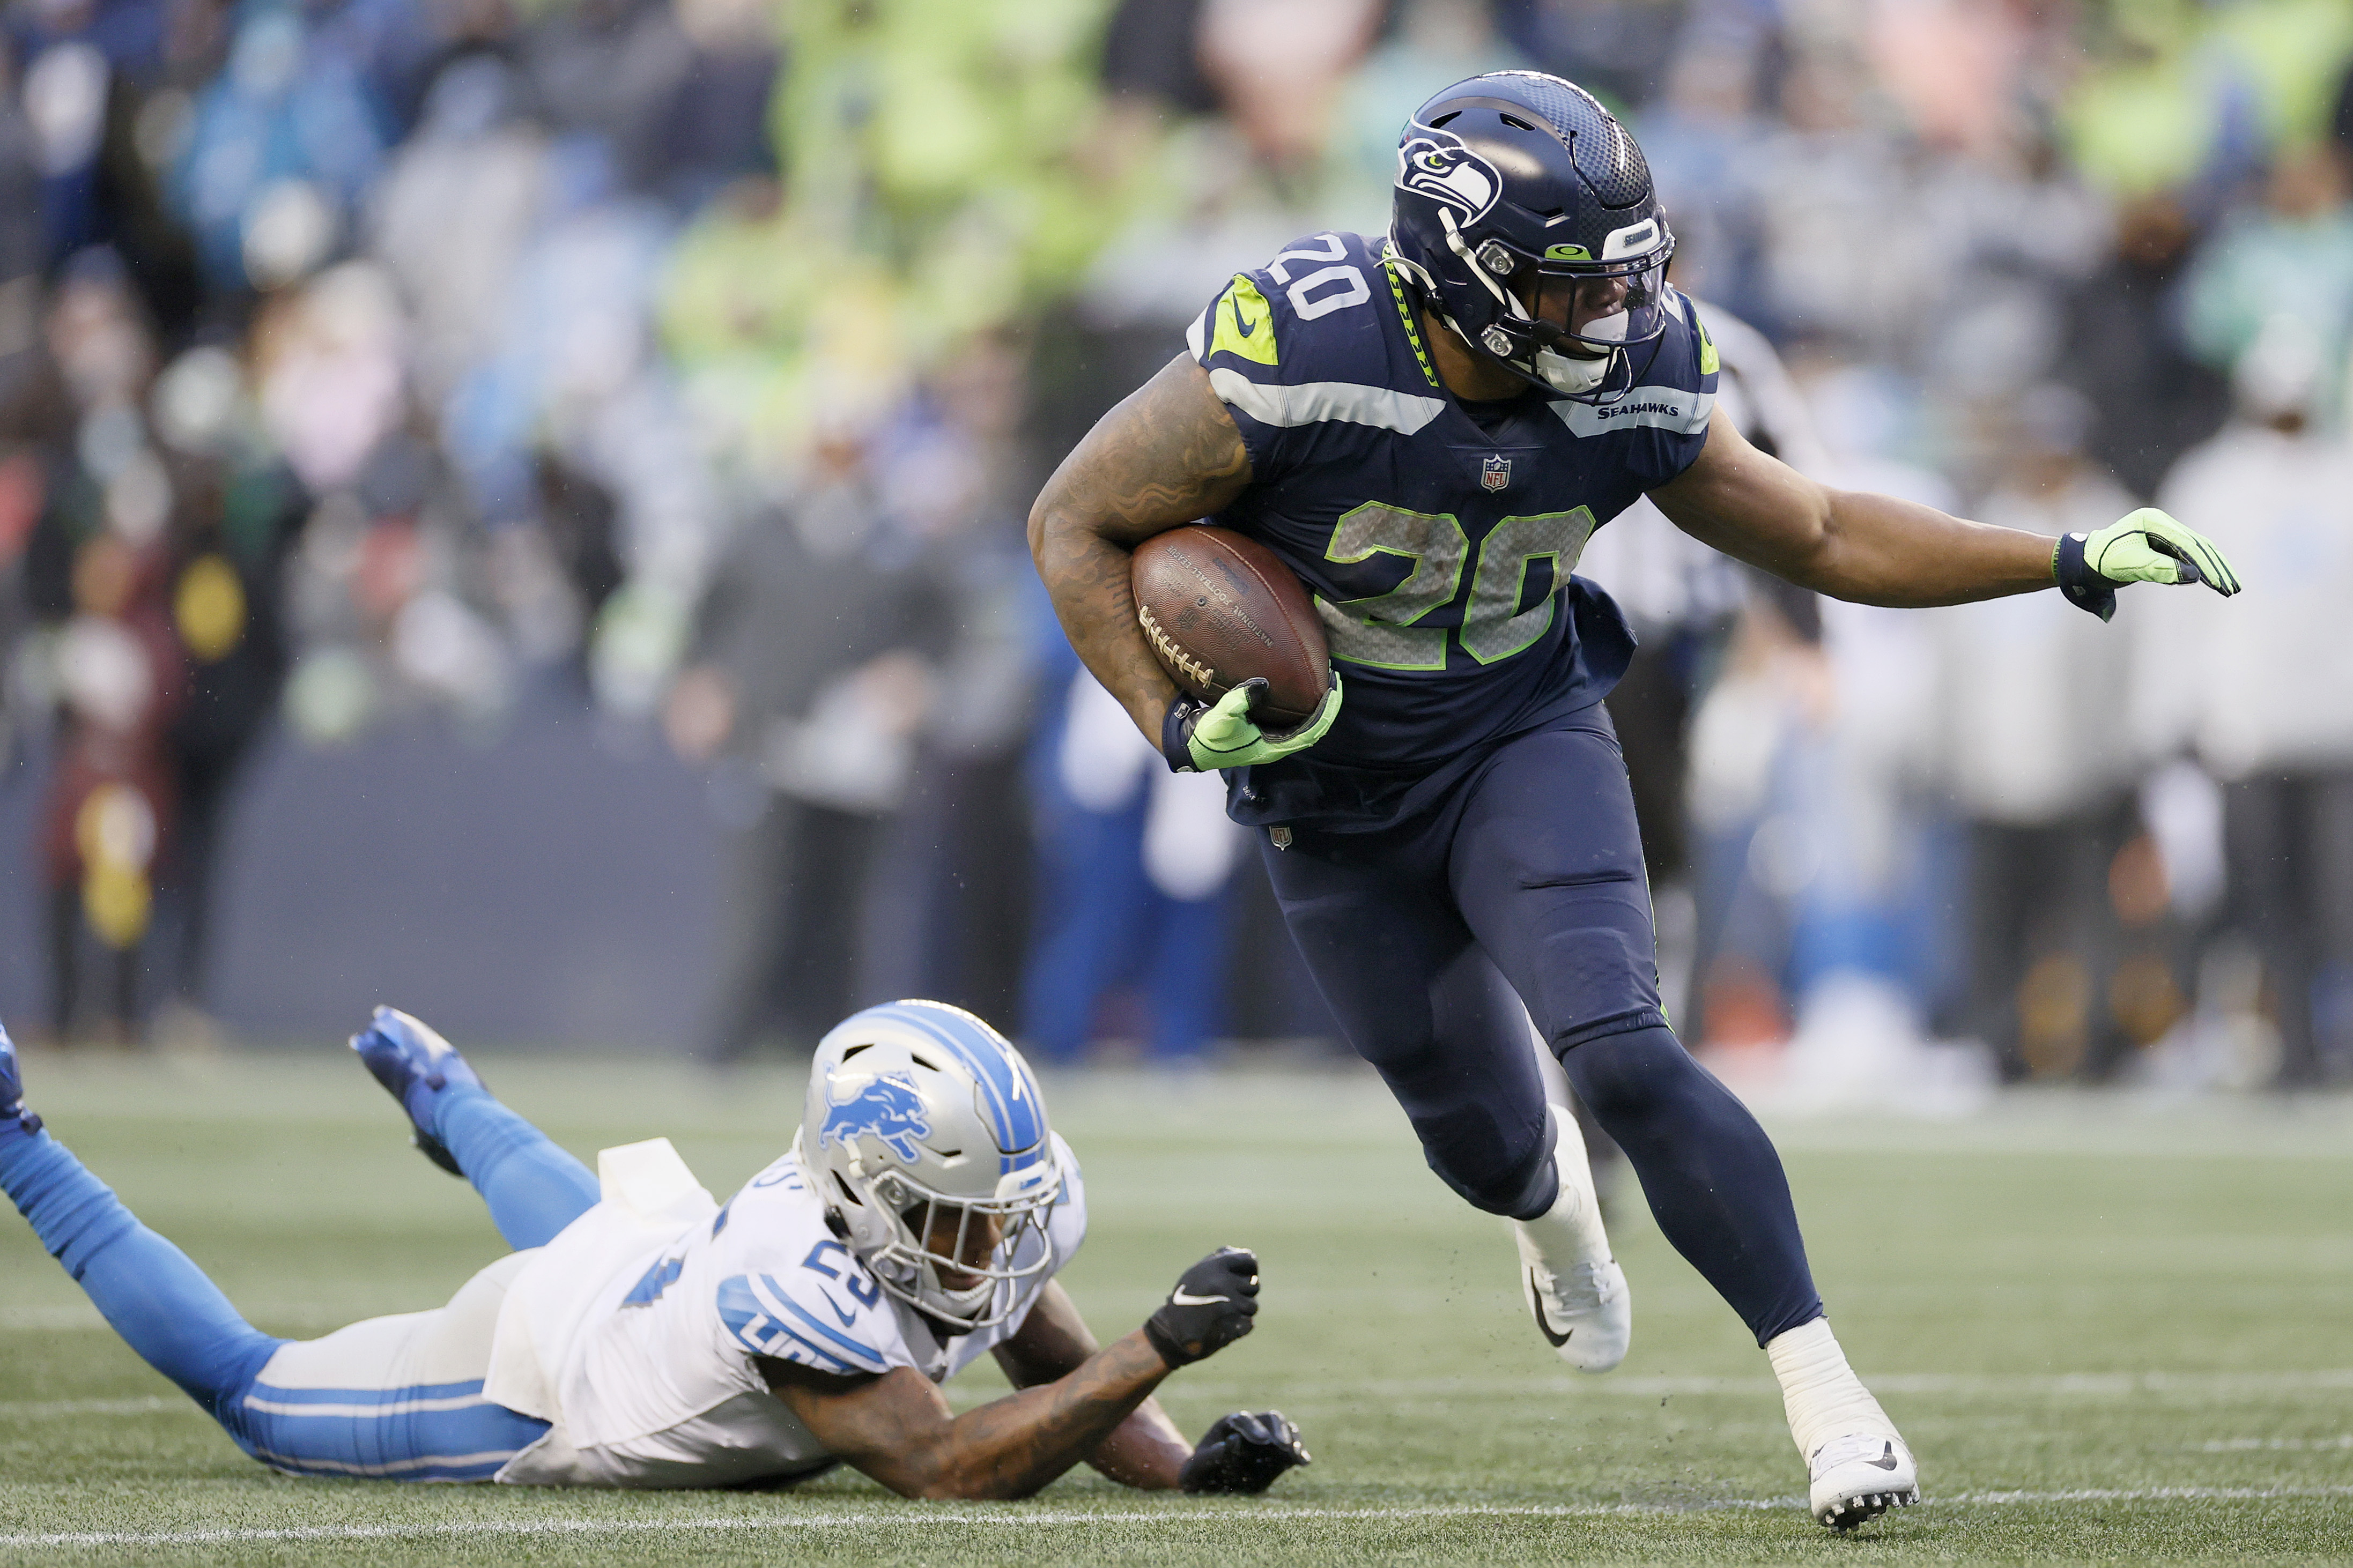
left=1515, top=1245, right=1631, bottom=1372
left=1508, top=1109, right=1629, bottom=1373
left=1808, top=1431, right=1920, bottom=1530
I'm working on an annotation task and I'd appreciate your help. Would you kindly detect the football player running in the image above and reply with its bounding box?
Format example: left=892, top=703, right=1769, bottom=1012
left=0, top=1004, right=1307, bottom=1497
left=1030, top=72, right=2238, bottom=1529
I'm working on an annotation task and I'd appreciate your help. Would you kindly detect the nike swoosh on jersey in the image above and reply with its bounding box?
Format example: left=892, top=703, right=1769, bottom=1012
left=816, top=1290, right=859, bottom=1327
left=1230, top=297, right=1257, bottom=337
left=1168, top=1289, right=1230, bottom=1307
left=1528, top=1269, right=1573, bottom=1348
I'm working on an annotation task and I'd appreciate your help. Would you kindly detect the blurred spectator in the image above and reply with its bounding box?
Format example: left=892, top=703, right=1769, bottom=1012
left=2060, top=194, right=2231, bottom=501
left=171, top=10, right=391, bottom=299
left=28, top=256, right=184, bottom=1044
left=150, top=340, right=304, bottom=1039
left=1928, top=385, right=2142, bottom=1080
left=664, top=435, right=948, bottom=1064
left=2148, top=321, right=2353, bottom=1086
left=2182, top=140, right=2353, bottom=426
left=1022, top=659, right=1242, bottom=1063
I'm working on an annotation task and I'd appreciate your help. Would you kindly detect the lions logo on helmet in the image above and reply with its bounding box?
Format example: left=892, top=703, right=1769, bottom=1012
left=1396, top=135, right=1501, bottom=224
left=821, top=1073, right=932, bottom=1165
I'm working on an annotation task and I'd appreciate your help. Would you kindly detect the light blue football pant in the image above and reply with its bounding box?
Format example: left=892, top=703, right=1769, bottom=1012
left=0, top=1086, right=601, bottom=1481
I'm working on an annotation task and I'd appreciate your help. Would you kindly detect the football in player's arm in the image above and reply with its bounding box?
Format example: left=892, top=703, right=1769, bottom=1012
left=0, top=1005, right=1308, bottom=1499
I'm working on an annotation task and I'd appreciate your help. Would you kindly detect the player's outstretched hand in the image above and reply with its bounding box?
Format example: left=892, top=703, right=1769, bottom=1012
left=2055, top=507, right=2242, bottom=622
left=1168, top=674, right=1342, bottom=772
left=1180, top=1410, right=1312, bottom=1495
left=1143, top=1246, right=1260, bottom=1366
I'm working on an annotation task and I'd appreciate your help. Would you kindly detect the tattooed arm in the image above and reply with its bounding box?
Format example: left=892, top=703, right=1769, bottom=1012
left=760, top=1328, right=1180, bottom=1499
left=993, top=1281, right=1193, bottom=1488
left=1028, top=353, right=1254, bottom=745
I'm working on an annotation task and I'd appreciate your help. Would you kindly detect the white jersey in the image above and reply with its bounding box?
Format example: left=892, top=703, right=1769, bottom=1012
left=482, top=1134, right=1086, bottom=1488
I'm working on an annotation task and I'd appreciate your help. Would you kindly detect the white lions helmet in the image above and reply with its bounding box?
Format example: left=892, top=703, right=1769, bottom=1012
left=797, top=1000, right=1061, bottom=1331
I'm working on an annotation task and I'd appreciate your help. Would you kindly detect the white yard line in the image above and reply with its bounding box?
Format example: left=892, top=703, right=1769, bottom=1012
left=1180, top=1368, right=2353, bottom=1402
left=2195, top=1435, right=2353, bottom=1452
left=0, top=1398, right=184, bottom=1417
left=7, top=1487, right=2351, bottom=1549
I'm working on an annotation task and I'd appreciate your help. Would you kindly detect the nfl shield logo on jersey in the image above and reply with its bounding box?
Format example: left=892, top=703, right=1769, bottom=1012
left=1482, top=454, right=1511, bottom=492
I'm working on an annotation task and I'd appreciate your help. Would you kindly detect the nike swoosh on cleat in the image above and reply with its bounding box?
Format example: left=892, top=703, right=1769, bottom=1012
left=1169, top=1290, right=1229, bottom=1307
left=1867, top=1445, right=1900, bottom=1470
left=1528, top=1269, right=1572, bottom=1348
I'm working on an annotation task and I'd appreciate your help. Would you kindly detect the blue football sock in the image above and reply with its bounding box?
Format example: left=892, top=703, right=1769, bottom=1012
left=428, top=1086, right=601, bottom=1251
left=0, top=1120, right=280, bottom=1423
left=1560, top=1024, right=1824, bottom=1345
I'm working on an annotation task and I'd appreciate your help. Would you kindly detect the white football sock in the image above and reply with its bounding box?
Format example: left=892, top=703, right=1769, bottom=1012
left=1516, top=1105, right=1610, bottom=1261
left=1765, top=1317, right=1897, bottom=1462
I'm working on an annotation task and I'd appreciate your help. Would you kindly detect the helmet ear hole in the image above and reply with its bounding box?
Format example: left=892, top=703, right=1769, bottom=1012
left=831, top=1171, right=863, bottom=1208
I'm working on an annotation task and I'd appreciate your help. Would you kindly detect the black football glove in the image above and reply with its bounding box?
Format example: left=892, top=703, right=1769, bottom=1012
left=1179, top=1410, right=1311, bottom=1495
left=1143, top=1246, right=1259, bottom=1366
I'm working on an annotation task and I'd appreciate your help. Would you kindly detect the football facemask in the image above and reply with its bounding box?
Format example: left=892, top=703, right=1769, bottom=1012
left=868, top=1175, right=1058, bottom=1329
left=1439, top=209, right=1675, bottom=399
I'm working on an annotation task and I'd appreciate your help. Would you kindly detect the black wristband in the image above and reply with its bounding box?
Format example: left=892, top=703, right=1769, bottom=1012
left=2054, top=531, right=2117, bottom=622
left=1161, top=698, right=1203, bottom=773
left=1143, top=1313, right=1194, bottom=1368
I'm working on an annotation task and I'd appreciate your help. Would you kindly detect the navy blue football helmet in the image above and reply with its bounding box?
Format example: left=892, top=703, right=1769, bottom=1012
left=1388, top=72, right=1676, bottom=404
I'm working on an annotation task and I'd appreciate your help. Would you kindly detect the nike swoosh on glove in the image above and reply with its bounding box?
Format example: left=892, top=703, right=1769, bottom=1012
left=1164, top=675, right=1341, bottom=772
left=1180, top=1410, right=1312, bottom=1495
left=2055, top=507, right=2242, bottom=622
left=1144, top=1246, right=1260, bottom=1366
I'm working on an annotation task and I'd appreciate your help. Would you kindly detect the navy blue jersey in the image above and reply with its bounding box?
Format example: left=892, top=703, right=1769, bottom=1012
left=1185, top=231, right=1719, bottom=830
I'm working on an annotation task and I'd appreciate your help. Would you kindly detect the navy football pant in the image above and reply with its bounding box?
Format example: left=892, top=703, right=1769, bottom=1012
left=0, top=1088, right=594, bottom=1477
left=1261, top=708, right=1824, bottom=1344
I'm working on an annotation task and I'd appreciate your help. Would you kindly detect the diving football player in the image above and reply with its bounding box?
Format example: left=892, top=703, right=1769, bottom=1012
left=1028, top=71, right=2238, bottom=1528
left=0, top=1005, right=1308, bottom=1496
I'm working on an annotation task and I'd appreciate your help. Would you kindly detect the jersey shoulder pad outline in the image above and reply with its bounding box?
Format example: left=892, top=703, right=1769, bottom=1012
left=1188, top=231, right=1402, bottom=392
left=1045, top=1131, right=1089, bottom=1265
left=1548, top=287, right=1718, bottom=441
left=714, top=1261, right=897, bottom=1376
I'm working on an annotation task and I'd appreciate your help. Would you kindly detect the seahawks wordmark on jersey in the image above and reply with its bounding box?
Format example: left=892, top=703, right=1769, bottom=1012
left=481, top=1135, right=1085, bottom=1488
left=1185, top=231, right=1718, bottom=831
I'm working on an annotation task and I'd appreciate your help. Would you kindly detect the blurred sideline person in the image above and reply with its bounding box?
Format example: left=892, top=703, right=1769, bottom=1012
left=1930, top=386, right=2141, bottom=1079
left=1023, top=658, right=1246, bottom=1061
left=0, top=1005, right=1309, bottom=1496
left=2148, top=328, right=2353, bottom=1085
left=1030, top=71, right=2241, bottom=1528
left=664, top=443, right=951, bottom=1063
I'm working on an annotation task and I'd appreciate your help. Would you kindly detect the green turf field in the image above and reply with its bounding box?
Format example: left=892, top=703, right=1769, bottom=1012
left=2, top=1050, right=2349, bottom=1565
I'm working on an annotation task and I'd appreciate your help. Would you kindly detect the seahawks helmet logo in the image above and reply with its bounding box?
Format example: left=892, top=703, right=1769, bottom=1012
left=1397, top=135, right=1500, bottom=224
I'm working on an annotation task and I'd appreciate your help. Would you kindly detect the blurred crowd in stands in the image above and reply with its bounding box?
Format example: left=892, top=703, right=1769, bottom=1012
left=0, top=0, right=2348, bottom=1098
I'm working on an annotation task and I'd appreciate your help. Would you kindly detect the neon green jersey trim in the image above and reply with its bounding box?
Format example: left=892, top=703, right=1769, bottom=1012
left=1696, top=309, right=1719, bottom=376
left=1211, top=275, right=1279, bottom=366
left=1379, top=246, right=1442, bottom=391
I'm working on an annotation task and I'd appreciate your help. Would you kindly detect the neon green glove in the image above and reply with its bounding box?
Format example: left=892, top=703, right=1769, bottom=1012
left=2055, top=507, right=2242, bottom=622
left=1162, top=674, right=1342, bottom=772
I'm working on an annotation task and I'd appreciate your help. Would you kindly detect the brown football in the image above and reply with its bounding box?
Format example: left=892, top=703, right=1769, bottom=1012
left=1131, top=525, right=1329, bottom=727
